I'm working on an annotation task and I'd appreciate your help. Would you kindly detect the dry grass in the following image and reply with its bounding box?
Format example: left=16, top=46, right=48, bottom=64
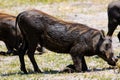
left=0, top=52, right=120, bottom=80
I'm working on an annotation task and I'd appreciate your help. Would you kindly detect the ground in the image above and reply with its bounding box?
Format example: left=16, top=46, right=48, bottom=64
left=0, top=0, right=120, bottom=80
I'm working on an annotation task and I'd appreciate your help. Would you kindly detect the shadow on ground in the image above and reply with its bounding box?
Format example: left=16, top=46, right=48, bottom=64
left=0, top=67, right=115, bottom=77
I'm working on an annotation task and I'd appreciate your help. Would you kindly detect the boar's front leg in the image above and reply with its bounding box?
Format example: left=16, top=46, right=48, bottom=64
left=71, top=55, right=82, bottom=72
left=70, top=43, right=88, bottom=72
left=64, top=56, right=88, bottom=73
left=70, top=55, right=88, bottom=72
left=70, top=41, right=88, bottom=72
left=81, top=56, right=88, bottom=71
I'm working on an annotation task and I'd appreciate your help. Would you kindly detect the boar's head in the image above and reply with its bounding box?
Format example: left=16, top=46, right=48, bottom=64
left=97, top=30, right=118, bottom=66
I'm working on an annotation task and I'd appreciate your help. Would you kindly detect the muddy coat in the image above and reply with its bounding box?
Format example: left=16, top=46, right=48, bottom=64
left=16, top=9, right=117, bottom=74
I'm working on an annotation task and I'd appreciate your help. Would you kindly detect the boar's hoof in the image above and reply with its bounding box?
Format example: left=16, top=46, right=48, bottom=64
left=60, top=64, right=76, bottom=73
left=0, top=52, right=7, bottom=55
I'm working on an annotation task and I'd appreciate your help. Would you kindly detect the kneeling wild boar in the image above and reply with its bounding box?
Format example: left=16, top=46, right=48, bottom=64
left=15, top=9, right=118, bottom=74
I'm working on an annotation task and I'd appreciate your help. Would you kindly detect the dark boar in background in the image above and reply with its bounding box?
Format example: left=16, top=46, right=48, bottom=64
left=0, top=13, right=43, bottom=55
left=107, top=1, right=120, bottom=41
left=0, top=13, right=21, bottom=55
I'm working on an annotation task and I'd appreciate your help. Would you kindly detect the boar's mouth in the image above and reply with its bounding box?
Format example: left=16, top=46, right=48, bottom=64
left=107, top=60, right=116, bottom=66
left=98, top=54, right=117, bottom=66
left=107, top=57, right=118, bottom=66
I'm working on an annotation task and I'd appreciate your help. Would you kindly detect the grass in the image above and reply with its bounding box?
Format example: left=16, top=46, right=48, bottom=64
left=0, top=0, right=114, bottom=8
left=0, top=0, right=114, bottom=16
left=0, top=51, right=120, bottom=80
left=0, top=0, right=77, bottom=8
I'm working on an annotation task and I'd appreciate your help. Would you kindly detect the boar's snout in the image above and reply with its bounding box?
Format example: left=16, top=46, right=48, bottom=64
left=108, top=56, right=118, bottom=66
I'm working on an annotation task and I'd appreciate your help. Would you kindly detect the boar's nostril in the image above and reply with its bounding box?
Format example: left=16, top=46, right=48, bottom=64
left=115, top=58, right=118, bottom=62
left=115, top=56, right=118, bottom=62
left=112, top=56, right=118, bottom=62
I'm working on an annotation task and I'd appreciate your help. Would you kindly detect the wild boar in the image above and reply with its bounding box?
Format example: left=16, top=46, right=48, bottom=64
left=16, top=9, right=118, bottom=74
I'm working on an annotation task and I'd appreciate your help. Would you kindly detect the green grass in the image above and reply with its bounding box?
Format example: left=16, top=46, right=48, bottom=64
left=0, top=51, right=120, bottom=80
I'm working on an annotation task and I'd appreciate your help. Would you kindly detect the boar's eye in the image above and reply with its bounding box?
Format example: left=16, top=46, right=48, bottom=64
left=105, top=43, right=111, bottom=50
left=109, top=39, right=112, bottom=42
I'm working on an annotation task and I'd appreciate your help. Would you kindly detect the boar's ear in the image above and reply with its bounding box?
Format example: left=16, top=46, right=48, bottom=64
left=100, top=30, right=105, bottom=38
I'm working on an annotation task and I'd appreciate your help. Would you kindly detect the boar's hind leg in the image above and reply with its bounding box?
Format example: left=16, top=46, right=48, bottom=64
left=4, top=41, right=13, bottom=55
left=18, top=40, right=28, bottom=74
left=27, top=38, right=41, bottom=73
left=107, top=21, right=118, bottom=36
left=107, top=7, right=120, bottom=36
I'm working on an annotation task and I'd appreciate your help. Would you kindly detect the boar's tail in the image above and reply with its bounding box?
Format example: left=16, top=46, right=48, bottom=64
left=15, top=13, right=20, bottom=37
left=15, top=13, right=22, bottom=50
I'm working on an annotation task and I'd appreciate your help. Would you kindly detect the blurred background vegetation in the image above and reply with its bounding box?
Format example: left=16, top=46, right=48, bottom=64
left=0, top=0, right=113, bottom=8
